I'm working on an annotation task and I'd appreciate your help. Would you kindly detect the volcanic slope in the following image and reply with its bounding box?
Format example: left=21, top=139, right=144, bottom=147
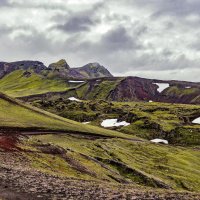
left=17, top=76, right=200, bottom=105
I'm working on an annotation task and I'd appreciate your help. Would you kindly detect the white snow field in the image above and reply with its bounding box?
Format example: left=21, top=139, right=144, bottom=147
left=68, top=97, right=82, bottom=102
left=192, top=117, right=200, bottom=124
left=68, top=80, right=85, bottom=83
left=82, top=122, right=91, bottom=124
left=150, top=139, right=169, bottom=144
left=154, top=83, right=170, bottom=93
left=101, top=119, right=130, bottom=128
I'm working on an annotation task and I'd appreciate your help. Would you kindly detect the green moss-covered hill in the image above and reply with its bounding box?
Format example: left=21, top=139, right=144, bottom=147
left=0, top=92, right=134, bottom=139
left=17, top=76, right=200, bottom=105
left=32, top=98, right=200, bottom=146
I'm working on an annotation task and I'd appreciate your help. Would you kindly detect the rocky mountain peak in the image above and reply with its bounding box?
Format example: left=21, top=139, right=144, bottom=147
left=79, top=62, right=113, bottom=78
left=48, top=59, right=70, bottom=70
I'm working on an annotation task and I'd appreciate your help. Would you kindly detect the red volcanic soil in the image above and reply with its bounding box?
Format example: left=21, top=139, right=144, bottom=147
left=0, top=135, right=20, bottom=151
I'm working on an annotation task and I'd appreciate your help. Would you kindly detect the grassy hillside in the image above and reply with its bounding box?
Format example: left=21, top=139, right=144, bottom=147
left=0, top=93, right=134, bottom=138
left=15, top=133, right=200, bottom=192
left=32, top=99, right=200, bottom=146
left=0, top=70, right=70, bottom=97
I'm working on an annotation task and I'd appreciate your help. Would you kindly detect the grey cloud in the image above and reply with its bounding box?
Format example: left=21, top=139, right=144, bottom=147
left=0, top=0, right=9, bottom=6
left=161, top=49, right=173, bottom=57
left=3, top=1, right=69, bottom=10
left=100, top=26, right=143, bottom=52
left=57, top=15, right=96, bottom=33
left=0, top=25, right=13, bottom=35
left=54, top=2, right=103, bottom=33
left=0, top=24, right=38, bottom=38
left=132, top=0, right=200, bottom=17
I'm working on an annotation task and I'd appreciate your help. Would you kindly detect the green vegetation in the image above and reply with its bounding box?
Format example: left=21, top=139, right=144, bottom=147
left=0, top=70, right=69, bottom=97
left=32, top=99, right=200, bottom=146
left=165, top=86, right=199, bottom=96
left=76, top=79, right=122, bottom=100
left=0, top=93, right=134, bottom=139
left=22, top=134, right=200, bottom=191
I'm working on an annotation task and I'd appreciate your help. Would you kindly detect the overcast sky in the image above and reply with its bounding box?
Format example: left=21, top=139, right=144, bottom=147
left=0, top=0, right=200, bottom=81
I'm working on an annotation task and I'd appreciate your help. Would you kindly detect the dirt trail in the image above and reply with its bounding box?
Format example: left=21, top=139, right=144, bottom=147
left=0, top=164, right=199, bottom=200
left=0, top=130, right=144, bottom=143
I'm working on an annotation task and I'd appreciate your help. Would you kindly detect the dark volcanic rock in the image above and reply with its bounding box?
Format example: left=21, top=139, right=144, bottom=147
left=0, top=60, right=46, bottom=78
left=109, top=77, right=158, bottom=101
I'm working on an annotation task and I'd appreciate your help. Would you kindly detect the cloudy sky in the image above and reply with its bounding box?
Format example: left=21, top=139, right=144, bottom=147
left=0, top=0, right=200, bottom=81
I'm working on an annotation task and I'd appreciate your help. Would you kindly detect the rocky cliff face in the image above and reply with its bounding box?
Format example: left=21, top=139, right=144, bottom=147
left=109, top=77, right=158, bottom=101
left=0, top=61, right=46, bottom=78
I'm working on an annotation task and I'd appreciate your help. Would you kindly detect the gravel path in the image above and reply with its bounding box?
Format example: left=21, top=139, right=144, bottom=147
left=0, top=163, right=199, bottom=200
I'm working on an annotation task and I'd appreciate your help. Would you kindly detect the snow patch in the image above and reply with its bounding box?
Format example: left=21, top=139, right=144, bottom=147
left=82, top=122, right=91, bottom=124
left=68, top=80, right=85, bottom=83
left=149, top=100, right=153, bottom=103
left=192, top=117, right=200, bottom=124
left=68, top=97, right=81, bottom=102
left=101, top=119, right=130, bottom=128
left=185, top=86, right=191, bottom=89
left=154, top=83, right=170, bottom=93
left=151, top=139, right=168, bottom=144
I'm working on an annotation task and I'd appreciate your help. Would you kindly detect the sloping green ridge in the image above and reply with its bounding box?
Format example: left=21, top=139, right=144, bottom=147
left=0, top=70, right=69, bottom=97
left=0, top=93, right=132, bottom=138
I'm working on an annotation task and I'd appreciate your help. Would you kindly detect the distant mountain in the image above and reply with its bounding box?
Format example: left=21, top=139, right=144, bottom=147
left=0, top=60, right=199, bottom=104
left=73, top=62, right=113, bottom=78
left=72, top=76, right=200, bottom=104
left=0, top=59, right=113, bottom=79
left=0, top=60, right=46, bottom=78
left=48, top=59, right=113, bottom=79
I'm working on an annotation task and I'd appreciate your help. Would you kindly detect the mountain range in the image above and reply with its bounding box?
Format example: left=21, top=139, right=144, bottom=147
left=0, top=59, right=199, bottom=104
left=0, top=59, right=113, bottom=79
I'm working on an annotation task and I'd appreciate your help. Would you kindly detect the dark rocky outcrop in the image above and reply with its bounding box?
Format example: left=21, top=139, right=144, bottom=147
left=0, top=60, right=46, bottom=78
left=109, top=77, right=158, bottom=101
